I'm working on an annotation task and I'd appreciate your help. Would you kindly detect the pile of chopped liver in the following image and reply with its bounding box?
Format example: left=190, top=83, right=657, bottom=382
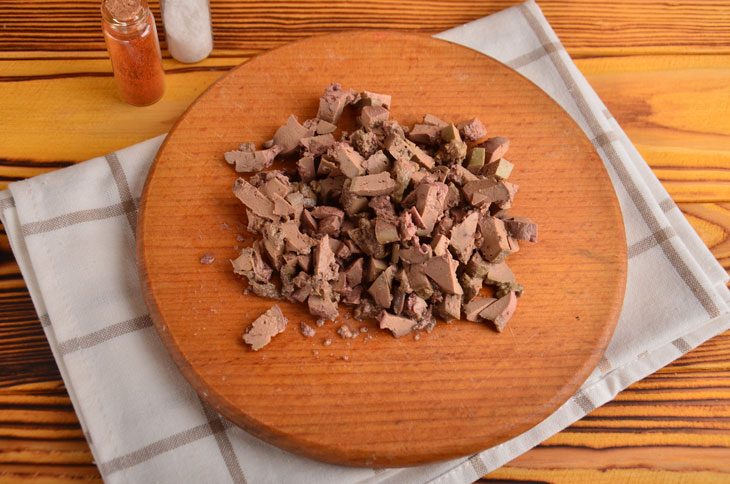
left=228, top=83, right=537, bottom=350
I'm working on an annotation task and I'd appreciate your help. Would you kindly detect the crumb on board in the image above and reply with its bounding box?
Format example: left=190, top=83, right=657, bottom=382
left=199, top=253, right=215, bottom=264
left=300, top=321, right=316, bottom=337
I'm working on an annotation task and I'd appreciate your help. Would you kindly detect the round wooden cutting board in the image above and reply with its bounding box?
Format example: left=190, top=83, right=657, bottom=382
left=137, top=31, right=627, bottom=467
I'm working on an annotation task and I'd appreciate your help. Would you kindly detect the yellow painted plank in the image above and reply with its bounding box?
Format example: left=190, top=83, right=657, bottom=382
left=0, top=65, right=227, bottom=162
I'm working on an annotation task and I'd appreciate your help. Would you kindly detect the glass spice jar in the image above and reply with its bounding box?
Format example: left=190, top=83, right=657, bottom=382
left=101, top=0, right=165, bottom=106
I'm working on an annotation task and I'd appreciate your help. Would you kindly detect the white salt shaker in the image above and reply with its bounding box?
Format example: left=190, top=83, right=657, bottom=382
left=160, top=0, right=213, bottom=63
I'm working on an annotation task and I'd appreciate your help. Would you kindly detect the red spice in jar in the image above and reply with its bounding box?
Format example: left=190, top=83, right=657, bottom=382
left=101, top=0, right=165, bottom=106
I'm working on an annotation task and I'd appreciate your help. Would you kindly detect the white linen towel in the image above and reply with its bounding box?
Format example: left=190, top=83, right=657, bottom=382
left=2, top=1, right=728, bottom=482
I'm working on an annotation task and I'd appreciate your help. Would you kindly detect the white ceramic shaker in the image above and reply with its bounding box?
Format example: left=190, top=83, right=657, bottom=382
left=160, top=0, right=213, bottom=63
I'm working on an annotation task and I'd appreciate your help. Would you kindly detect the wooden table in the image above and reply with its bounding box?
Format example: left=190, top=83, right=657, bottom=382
left=0, top=1, right=728, bottom=482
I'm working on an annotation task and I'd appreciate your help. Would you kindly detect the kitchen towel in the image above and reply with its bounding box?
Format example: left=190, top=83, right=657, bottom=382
left=2, top=1, right=729, bottom=482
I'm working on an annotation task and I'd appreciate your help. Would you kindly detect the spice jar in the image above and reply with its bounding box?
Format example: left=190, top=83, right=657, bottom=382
left=101, top=0, right=165, bottom=106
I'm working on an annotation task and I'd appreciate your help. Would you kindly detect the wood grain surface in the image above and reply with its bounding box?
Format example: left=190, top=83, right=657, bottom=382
left=0, top=0, right=729, bottom=481
left=138, top=31, right=625, bottom=467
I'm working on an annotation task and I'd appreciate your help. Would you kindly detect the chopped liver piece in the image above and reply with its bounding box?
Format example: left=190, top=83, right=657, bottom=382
left=345, top=257, right=364, bottom=287
left=486, top=262, right=515, bottom=284
left=238, top=141, right=255, bottom=152
left=399, top=243, right=432, bottom=264
left=296, top=254, right=312, bottom=272
left=408, top=124, right=442, bottom=146
left=341, top=184, right=369, bottom=216
left=350, top=129, right=380, bottom=158
left=398, top=210, right=417, bottom=240
left=227, top=84, right=536, bottom=345
left=435, top=138, right=467, bottom=165
left=363, top=150, right=390, bottom=174
left=359, top=105, right=390, bottom=129
left=415, top=183, right=448, bottom=234
left=316, top=119, right=337, bottom=134
left=317, top=157, right=340, bottom=177
left=463, top=179, right=517, bottom=207
left=406, top=263, right=433, bottom=300
left=437, top=293, right=462, bottom=321
left=479, top=291, right=518, bottom=331
left=477, top=136, right=510, bottom=163
left=301, top=209, right=318, bottom=233
left=441, top=124, right=462, bottom=143
left=249, top=280, right=281, bottom=299
left=342, top=285, right=362, bottom=305
left=304, top=118, right=338, bottom=135
left=459, top=273, right=483, bottom=303
left=308, top=295, right=339, bottom=320
left=368, top=265, right=395, bottom=308
left=407, top=141, right=435, bottom=169
left=423, top=253, right=463, bottom=295
left=233, top=178, right=277, bottom=221
left=311, top=205, right=344, bottom=222
left=300, top=133, right=337, bottom=156
left=271, top=193, right=295, bottom=217
left=334, top=143, right=366, bottom=178
left=318, top=82, right=356, bottom=124
left=463, top=298, right=497, bottom=322
left=391, top=158, right=418, bottom=202
left=479, top=216, right=513, bottom=262
left=465, top=251, right=490, bottom=279
left=430, top=233, right=450, bottom=256
left=410, top=170, right=432, bottom=186
left=280, top=220, right=314, bottom=254
left=503, top=216, right=538, bottom=243
left=377, top=310, right=415, bottom=338
left=445, top=183, right=461, bottom=208
left=349, top=172, right=396, bottom=196
left=404, top=293, right=428, bottom=321
left=383, top=134, right=413, bottom=162
left=449, top=211, right=479, bottom=263
left=392, top=289, right=406, bottom=314
left=381, top=119, right=407, bottom=139
left=451, top=163, right=480, bottom=185
left=317, top=175, right=347, bottom=202
left=231, top=247, right=273, bottom=282
left=243, top=305, right=288, bottom=351
left=314, top=235, right=339, bottom=281
left=291, top=285, right=311, bottom=303
left=286, top=191, right=305, bottom=219
left=357, top=90, right=391, bottom=109
left=422, top=113, right=448, bottom=127
left=318, top=216, right=340, bottom=235
left=457, top=118, right=487, bottom=142
left=366, top=257, right=388, bottom=283
left=374, top=218, right=399, bottom=244
left=225, top=145, right=282, bottom=172
left=261, top=176, right=291, bottom=200
left=273, top=114, right=313, bottom=156
left=296, top=154, right=316, bottom=182
left=483, top=158, right=514, bottom=180
left=368, top=195, right=396, bottom=217
left=347, top=220, right=386, bottom=258
left=466, top=147, right=485, bottom=174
